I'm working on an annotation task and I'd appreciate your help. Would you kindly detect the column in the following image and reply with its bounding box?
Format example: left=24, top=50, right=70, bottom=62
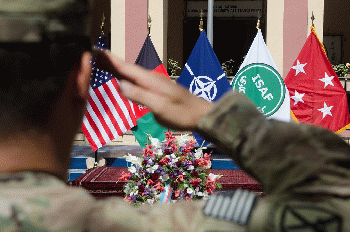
left=148, top=0, right=168, bottom=63
left=111, top=1, right=125, bottom=59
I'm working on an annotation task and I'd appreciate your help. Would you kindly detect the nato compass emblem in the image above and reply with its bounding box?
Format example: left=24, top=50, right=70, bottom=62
left=232, top=63, right=286, bottom=117
left=185, top=64, right=225, bottom=102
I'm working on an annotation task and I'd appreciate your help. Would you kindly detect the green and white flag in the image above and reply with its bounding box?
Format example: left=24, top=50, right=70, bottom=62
left=232, top=29, right=291, bottom=122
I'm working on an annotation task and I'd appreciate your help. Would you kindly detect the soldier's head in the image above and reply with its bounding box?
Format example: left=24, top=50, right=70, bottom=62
left=0, top=0, right=92, bottom=137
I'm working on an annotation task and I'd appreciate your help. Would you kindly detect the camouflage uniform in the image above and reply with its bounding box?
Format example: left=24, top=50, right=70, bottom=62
left=2, top=91, right=350, bottom=231
left=198, top=91, right=350, bottom=231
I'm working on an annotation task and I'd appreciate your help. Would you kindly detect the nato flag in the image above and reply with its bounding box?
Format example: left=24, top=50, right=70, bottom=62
left=177, top=30, right=231, bottom=147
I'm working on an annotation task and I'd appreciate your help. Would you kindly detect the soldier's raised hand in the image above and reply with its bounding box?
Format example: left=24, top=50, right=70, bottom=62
left=93, top=49, right=213, bottom=132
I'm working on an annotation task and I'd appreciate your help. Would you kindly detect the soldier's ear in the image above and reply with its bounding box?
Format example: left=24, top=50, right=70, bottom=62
left=71, top=51, right=91, bottom=100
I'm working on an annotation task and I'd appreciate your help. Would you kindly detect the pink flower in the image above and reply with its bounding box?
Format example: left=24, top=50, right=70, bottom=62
left=165, top=131, right=175, bottom=140
left=206, top=177, right=217, bottom=194
left=143, top=144, right=155, bottom=157
left=158, top=157, right=170, bottom=166
left=124, top=196, right=132, bottom=203
left=204, top=153, right=211, bottom=161
left=154, top=182, right=165, bottom=192
left=178, top=175, right=186, bottom=181
left=185, top=196, right=192, bottom=201
left=175, top=189, right=181, bottom=197
left=118, top=171, right=132, bottom=182
left=147, top=179, right=155, bottom=186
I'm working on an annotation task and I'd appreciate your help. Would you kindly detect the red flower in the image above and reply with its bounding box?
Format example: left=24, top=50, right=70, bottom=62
left=155, top=182, right=165, bottom=192
left=158, top=157, right=170, bottom=166
left=118, top=171, right=132, bottom=182
left=192, top=171, right=198, bottom=178
left=147, top=179, right=155, bottom=186
left=143, top=144, right=155, bottom=157
left=189, top=178, right=201, bottom=187
left=165, top=131, right=175, bottom=139
left=138, top=185, right=145, bottom=193
left=151, top=173, right=159, bottom=181
left=206, top=177, right=217, bottom=194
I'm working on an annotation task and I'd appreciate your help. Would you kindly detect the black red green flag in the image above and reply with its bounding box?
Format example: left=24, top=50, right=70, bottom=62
left=132, top=35, right=170, bottom=147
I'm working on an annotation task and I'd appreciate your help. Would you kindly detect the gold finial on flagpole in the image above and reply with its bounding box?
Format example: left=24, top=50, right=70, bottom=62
left=100, top=13, right=105, bottom=34
left=311, top=11, right=315, bottom=28
left=147, top=15, right=152, bottom=35
left=256, top=12, right=261, bottom=30
left=199, top=9, right=204, bottom=32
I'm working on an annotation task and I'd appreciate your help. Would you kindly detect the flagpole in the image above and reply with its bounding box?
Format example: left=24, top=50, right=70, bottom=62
left=256, top=12, right=261, bottom=30
left=199, top=9, right=204, bottom=32
left=207, top=0, right=214, bottom=47
left=147, top=15, right=152, bottom=36
left=93, top=13, right=106, bottom=168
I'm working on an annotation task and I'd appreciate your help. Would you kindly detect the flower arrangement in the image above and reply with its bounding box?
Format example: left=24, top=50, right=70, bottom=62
left=167, top=58, right=182, bottom=76
left=118, top=131, right=222, bottom=206
left=333, top=63, right=350, bottom=77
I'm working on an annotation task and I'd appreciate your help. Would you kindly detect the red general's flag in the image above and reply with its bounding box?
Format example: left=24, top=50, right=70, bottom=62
left=284, top=27, right=350, bottom=133
left=82, top=33, right=137, bottom=151
left=131, top=35, right=170, bottom=147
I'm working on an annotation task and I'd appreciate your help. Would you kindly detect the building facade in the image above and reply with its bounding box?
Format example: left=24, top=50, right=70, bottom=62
left=70, top=0, right=350, bottom=178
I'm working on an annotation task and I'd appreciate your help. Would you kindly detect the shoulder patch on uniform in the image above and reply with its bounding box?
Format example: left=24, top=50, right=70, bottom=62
left=203, top=189, right=257, bottom=225
left=281, top=205, right=342, bottom=232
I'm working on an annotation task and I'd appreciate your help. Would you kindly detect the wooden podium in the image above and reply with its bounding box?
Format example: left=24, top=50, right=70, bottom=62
left=69, top=166, right=263, bottom=198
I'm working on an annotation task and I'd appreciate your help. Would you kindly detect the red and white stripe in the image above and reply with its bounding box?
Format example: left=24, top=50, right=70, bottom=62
left=82, top=78, right=136, bottom=151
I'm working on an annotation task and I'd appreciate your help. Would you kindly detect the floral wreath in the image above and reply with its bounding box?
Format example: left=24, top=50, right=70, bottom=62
left=119, top=131, right=222, bottom=206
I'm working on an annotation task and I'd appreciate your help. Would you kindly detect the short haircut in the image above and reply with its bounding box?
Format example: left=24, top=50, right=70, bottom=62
left=0, top=0, right=91, bottom=134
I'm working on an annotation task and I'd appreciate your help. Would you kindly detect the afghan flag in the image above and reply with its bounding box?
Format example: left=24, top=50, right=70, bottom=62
left=132, top=35, right=170, bottom=147
left=284, top=27, right=350, bottom=132
left=232, top=29, right=291, bottom=122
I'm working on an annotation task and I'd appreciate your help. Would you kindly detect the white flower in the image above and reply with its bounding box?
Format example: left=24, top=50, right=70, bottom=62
left=124, top=154, right=142, bottom=167
left=194, top=148, right=203, bottom=159
left=187, top=165, right=194, bottom=171
left=130, top=190, right=138, bottom=196
left=208, top=173, right=222, bottom=181
left=187, top=188, right=194, bottom=194
left=156, top=149, right=163, bottom=157
left=147, top=199, right=154, bottom=204
left=196, top=191, right=204, bottom=196
left=183, top=183, right=188, bottom=188
left=146, top=164, right=159, bottom=173
left=171, top=200, right=177, bottom=203
left=178, top=134, right=189, bottom=146
left=159, top=174, right=169, bottom=182
left=128, top=166, right=137, bottom=173
left=150, top=137, right=161, bottom=149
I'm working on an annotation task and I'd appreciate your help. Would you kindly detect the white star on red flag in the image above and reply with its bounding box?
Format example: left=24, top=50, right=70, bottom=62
left=318, top=102, right=333, bottom=118
left=284, top=27, right=350, bottom=132
left=319, top=72, right=335, bottom=88
left=291, top=90, right=305, bottom=105
left=291, top=60, right=307, bottom=76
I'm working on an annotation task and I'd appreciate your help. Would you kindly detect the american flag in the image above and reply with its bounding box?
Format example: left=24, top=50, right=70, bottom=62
left=82, top=33, right=136, bottom=151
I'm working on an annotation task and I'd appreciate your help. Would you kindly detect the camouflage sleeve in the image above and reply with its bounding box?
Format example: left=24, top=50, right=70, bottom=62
left=88, top=197, right=245, bottom=231
left=197, top=91, right=350, bottom=195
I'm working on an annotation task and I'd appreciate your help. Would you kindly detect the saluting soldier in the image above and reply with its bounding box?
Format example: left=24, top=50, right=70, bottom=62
left=0, top=0, right=349, bottom=231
